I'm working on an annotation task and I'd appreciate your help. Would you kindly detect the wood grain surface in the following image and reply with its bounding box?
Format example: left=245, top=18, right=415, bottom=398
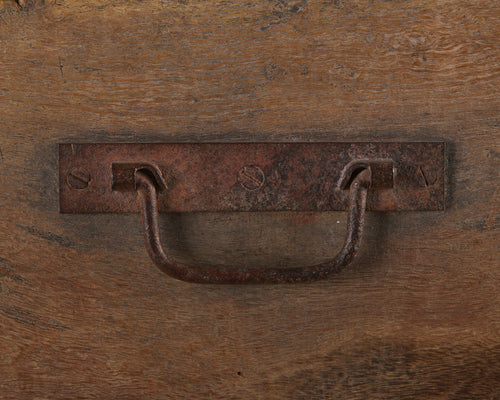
left=0, top=0, right=499, bottom=398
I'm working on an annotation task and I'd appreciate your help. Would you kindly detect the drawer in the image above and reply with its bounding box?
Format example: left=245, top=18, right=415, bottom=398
left=0, top=1, right=498, bottom=398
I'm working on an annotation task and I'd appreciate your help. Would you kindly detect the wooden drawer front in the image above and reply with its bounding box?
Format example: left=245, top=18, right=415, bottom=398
left=0, top=1, right=498, bottom=399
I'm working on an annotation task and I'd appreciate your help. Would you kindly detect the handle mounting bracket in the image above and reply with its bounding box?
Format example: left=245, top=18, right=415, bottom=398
left=59, top=142, right=445, bottom=213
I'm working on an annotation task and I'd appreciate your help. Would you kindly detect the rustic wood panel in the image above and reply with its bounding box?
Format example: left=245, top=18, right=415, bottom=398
left=0, top=0, right=499, bottom=398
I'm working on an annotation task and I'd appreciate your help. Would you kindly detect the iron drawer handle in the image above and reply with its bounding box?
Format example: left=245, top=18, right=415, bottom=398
left=59, top=143, right=445, bottom=282
left=135, top=167, right=372, bottom=284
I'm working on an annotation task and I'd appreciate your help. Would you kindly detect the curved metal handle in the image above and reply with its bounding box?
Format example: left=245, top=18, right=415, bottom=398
left=135, top=167, right=372, bottom=284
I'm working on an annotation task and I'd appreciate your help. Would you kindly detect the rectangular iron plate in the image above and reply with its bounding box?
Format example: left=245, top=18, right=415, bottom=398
left=59, top=142, right=445, bottom=213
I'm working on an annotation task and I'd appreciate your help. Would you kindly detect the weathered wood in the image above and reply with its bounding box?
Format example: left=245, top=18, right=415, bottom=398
left=0, top=0, right=499, bottom=398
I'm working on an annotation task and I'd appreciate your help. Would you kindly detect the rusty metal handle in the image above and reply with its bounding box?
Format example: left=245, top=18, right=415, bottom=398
left=135, top=167, right=372, bottom=284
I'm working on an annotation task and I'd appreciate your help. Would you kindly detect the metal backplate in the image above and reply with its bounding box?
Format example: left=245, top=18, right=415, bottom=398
left=59, top=142, right=445, bottom=213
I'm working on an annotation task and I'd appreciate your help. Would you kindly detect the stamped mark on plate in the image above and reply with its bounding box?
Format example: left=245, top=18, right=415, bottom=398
left=238, top=165, right=265, bottom=191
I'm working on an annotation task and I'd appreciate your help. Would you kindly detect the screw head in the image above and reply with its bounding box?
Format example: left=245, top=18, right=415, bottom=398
left=238, top=165, right=265, bottom=191
left=67, top=168, right=91, bottom=190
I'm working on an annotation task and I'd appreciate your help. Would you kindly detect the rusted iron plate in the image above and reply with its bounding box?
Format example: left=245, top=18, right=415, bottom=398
left=59, top=142, right=445, bottom=213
